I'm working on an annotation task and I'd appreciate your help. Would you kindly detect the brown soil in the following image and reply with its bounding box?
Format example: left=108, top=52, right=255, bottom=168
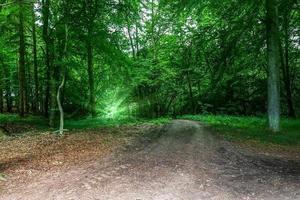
left=0, top=120, right=299, bottom=200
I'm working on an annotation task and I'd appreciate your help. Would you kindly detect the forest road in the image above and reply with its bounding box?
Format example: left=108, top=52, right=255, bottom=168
left=1, top=120, right=300, bottom=200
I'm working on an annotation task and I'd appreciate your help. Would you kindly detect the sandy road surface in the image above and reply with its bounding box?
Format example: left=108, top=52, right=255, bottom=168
left=1, top=120, right=300, bottom=200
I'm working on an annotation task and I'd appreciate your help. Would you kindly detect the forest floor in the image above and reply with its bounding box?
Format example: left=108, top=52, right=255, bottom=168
left=0, top=120, right=300, bottom=200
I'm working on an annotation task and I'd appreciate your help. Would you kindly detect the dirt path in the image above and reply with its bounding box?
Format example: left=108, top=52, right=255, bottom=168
left=1, top=120, right=300, bottom=200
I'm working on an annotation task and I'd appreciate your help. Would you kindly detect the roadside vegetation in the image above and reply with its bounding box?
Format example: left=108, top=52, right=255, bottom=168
left=183, top=115, right=300, bottom=146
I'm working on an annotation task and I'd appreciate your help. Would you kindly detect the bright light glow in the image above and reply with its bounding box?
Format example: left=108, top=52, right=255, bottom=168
left=106, top=105, right=118, bottom=118
left=97, top=87, right=136, bottom=119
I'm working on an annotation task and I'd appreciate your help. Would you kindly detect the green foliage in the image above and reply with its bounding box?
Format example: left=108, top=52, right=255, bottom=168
left=65, top=116, right=170, bottom=130
left=0, top=114, right=48, bottom=128
left=0, top=0, right=299, bottom=133
left=183, top=115, right=300, bottom=145
left=0, top=114, right=170, bottom=131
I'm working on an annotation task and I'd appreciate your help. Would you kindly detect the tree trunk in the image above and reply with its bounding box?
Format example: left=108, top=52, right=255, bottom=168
left=87, top=28, right=96, bottom=117
left=266, top=0, right=281, bottom=132
left=0, top=66, right=3, bottom=113
left=32, top=6, right=39, bottom=113
left=187, top=71, right=195, bottom=114
left=49, top=39, right=57, bottom=127
left=56, top=75, right=65, bottom=135
left=135, top=23, right=139, bottom=57
left=5, top=85, right=12, bottom=113
left=282, top=11, right=296, bottom=118
left=42, top=0, right=56, bottom=127
left=43, top=0, right=50, bottom=118
left=127, top=23, right=136, bottom=59
left=56, top=23, right=68, bottom=135
left=3, top=65, right=12, bottom=113
left=18, top=0, right=26, bottom=117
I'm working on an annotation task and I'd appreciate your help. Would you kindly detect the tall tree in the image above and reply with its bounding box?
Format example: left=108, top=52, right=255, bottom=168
left=18, top=0, right=26, bottom=117
left=85, top=0, right=96, bottom=117
left=42, top=0, right=56, bottom=127
left=266, top=0, right=281, bottom=132
left=281, top=0, right=296, bottom=118
left=0, top=64, right=3, bottom=113
left=32, top=4, right=39, bottom=113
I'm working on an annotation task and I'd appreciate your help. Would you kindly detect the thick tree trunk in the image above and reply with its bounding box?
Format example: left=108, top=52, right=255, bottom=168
left=18, top=0, right=26, bottom=117
left=32, top=7, right=39, bottom=113
left=266, top=0, right=281, bottom=132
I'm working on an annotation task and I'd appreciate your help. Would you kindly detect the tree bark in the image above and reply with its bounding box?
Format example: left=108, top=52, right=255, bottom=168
left=87, top=26, right=96, bottom=117
left=56, top=74, right=65, bottom=135
left=2, top=64, right=12, bottom=113
left=18, top=0, right=26, bottom=117
left=282, top=10, right=296, bottom=118
left=49, top=49, right=56, bottom=127
left=42, top=0, right=50, bottom=118
left=0, top=65, right=3, bottom=113
left=266, top=0, right=281, bottom=132
left=42, top=0, right=56, bottom=127
left=32, top=6, right=39, bottom=113
left=55, top=23, right=68, bottom=135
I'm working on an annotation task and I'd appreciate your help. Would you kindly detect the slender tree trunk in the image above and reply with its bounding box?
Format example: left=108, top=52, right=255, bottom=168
left=87, top=27, right=96, bottom=117
left=2, top=64, right=12, bottom=113
left=186, top=70, right=195, bottom=113
left=125, top=11, right=135, bottom=59
left=42, top=0, right=50, bottom=118
left=57, top=75, right=65, bottom=135
left=44, top=54, right=50, bottom=117
left=25, top=57, right=30, bottom=113
left=0, top=66, right=3, bottom=113
left=135, top=24, right=139, bottom=57
left=32, top=6, right=39, bottom=113
left=1, top=62, right=12, bottom=112
left=266, top=0, right=281, bottom=132
left=127, top=23, right=136, bottom=59
left=56, top=24, right=68, bottom=135
left=42, top=0, right=56, bottom=127
left=18, top=0, right=26, bottom=117
left=49, top=40, right=56, bottom=127
left=0, top=90, right=3, bottom=113
left=282, top=11, right=296, bottom=118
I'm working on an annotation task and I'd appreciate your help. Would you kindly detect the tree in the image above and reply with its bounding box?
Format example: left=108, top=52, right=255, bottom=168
left=280, top=0, right=296, bottom=118
left=85, top=0, right=97, bottom=117
left=32, top=4, right=39, bottom=113
left=0, top=64, right=3, bottom=113
left=42, top=0, right=56, bottom=127
left=18, top=0, right=26, bottom=117
left=266, top=0, right=281, bottom=132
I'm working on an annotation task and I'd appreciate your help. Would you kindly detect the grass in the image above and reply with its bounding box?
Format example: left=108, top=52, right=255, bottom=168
left=0, top=114, right=48, bottom=128
left=64, top=116, right=171, bottom=129
left=0, top=113, right=170, bottom=131
left=2, top=113, right=299, bottom=146
left=182, top=115, right=300, bottom=146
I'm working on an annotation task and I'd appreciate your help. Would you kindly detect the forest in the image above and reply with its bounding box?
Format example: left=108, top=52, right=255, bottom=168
left=0, top=0, right=300, bottom=199
left=0, top=0, right=298, bottom=129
